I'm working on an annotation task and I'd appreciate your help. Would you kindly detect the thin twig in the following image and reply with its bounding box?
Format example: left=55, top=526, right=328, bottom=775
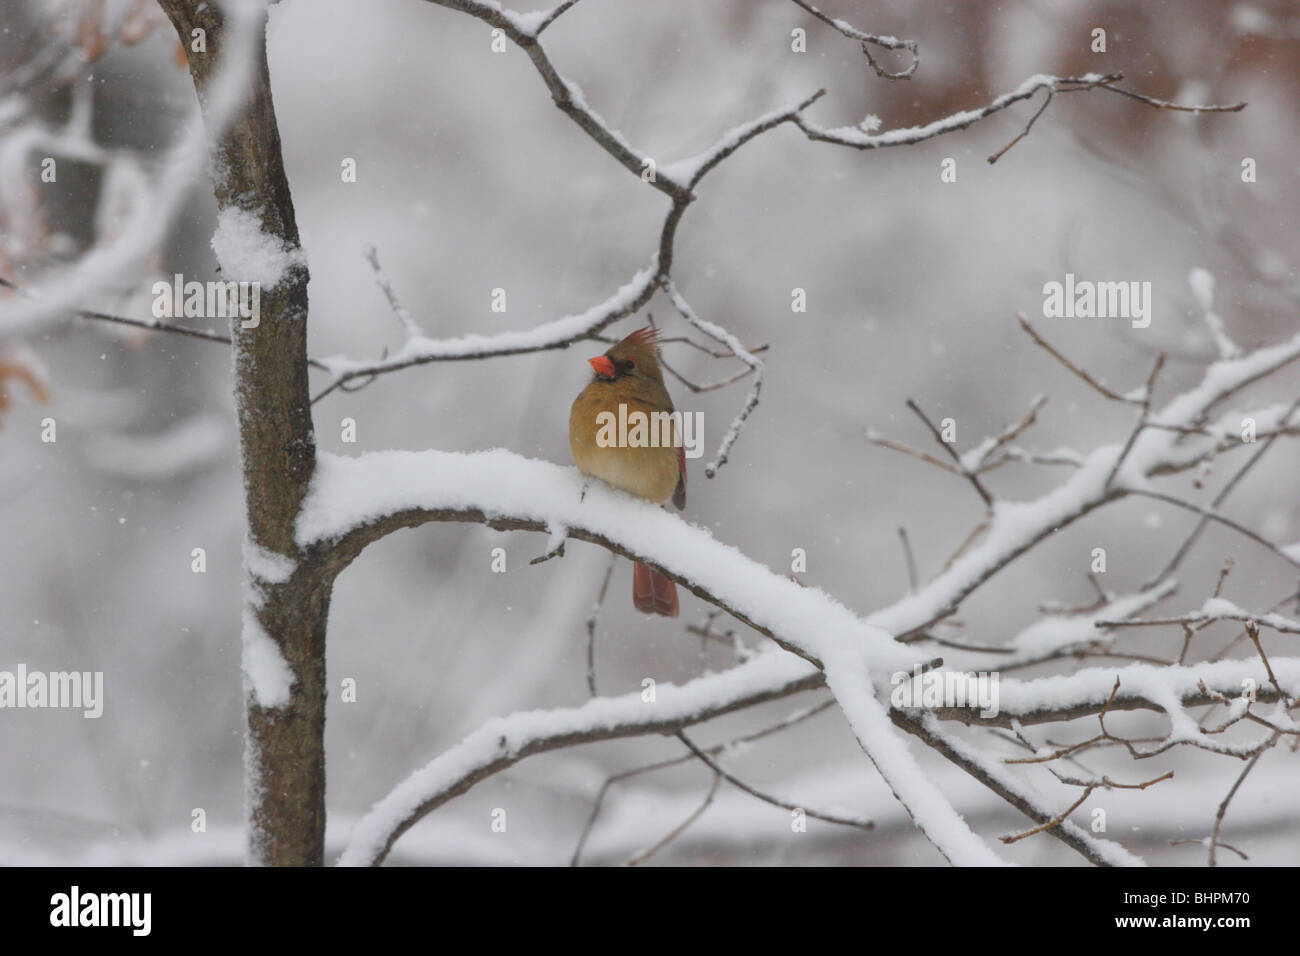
left=988, top=84, right=1054, bottom=164
left=1104, top=85, right=1245, bottom=113
left=1245, top=621, right=1289, bottom=705
left=1125, top=488, right=1300, bottom=571
left=1016, top=312, right=1139, bottom=404
left=898, top=527, right=918, bottom=593
left=362, top=243, right=423, bottom=339
left=1170, top=838, right=1248, bottom=861
left=1208, top=734, right=1274, bottom=867
left=659, top=354, right=760, bottom=394
left=676, top=730, right=873, bottom=830
left=1103, top=352, right=1165, bottom=491
left=1148, top=395, right=1300, bottom=585
left=1, top=276, right=229, bottom=348
left=905, top=398, right=993, bottom=507
left=969, top=394, right=1049, bottom=472
left=570, top=698, right=835, bottom=865
left=787, top=0, right=919, bottom=79
left=663, top=279, right=763, bottom=477
left=584, top=554, right=616, bottom=698
left=1096, top=611, right=1300, bottom=637
left=624, top=771, right=721, bottom=866
left=866, top=431, right=963, bottom=475
left=532, top=0, right=580, bottom=35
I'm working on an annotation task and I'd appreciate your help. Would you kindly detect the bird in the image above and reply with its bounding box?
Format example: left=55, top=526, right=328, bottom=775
left=569, top=325, right=685, bottom=617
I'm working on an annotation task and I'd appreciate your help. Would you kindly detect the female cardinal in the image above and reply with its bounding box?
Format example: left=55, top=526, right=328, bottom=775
left=569, top=326, right=685, bottom=617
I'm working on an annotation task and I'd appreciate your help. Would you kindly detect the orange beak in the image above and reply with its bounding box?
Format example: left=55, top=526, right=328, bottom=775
left=588, top=355, right=616, bottom=379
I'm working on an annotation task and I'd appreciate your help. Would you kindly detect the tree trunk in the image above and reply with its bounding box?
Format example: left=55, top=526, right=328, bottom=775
left=158, top=0, right=328, bottom=865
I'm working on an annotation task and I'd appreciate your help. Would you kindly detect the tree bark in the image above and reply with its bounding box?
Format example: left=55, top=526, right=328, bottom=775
left=158, top=0, right=328, bottom=865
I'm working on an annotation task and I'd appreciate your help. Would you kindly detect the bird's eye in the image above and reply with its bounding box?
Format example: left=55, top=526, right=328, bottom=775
left=623, top=360, right=635, bottom=371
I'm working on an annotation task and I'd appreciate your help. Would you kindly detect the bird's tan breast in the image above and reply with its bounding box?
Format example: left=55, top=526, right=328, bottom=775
left=570, top=386, right=680, bottom=505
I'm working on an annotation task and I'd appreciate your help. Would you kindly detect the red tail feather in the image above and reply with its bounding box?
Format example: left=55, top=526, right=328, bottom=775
left=633, top=562, right=679, bottom=617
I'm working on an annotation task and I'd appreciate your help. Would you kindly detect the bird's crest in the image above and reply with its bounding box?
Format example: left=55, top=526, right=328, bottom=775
left=623, top=325, right=661, bottom=351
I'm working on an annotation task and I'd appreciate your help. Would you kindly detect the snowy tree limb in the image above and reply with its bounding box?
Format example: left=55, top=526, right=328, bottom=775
left=570, top=698, right=836, bottom=865
left=787, top=0, right=919, bottom=79
left=337, top=650, right=824, bottom=865
left=794, top=72, right=1243, bottom=150
left=300, top=448, right=920, bottom=677
left=312, top=6, right=1241, bottom=425
left=319, top=325, right=1300, bottom=864
left=309, top=88, right=826, bottom=405
left=893, top=712, right=1144, bottom=867
left=918, top=659, right=1298, bottom=730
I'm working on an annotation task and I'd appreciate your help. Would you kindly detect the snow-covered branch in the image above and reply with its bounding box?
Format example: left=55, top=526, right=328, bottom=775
left=787, top=0, right=919, bottom=80
left=308, top=88, right=826, bottom=405
left=922, top=658, right=1298, bottom=731
left=311, top=4, right=1241, bottom=445
left=299, top=447, right=922, bottom=677
left=311, top=264, right=659, bottom=402
left=319, top=323, right=1300, bottom=864
left=870, top=329, right=1300, bottom=638
left=419, top=0, right=691, bottom=203
left=302, top=447, right=1041, bottom=863
left=893, top=712, right=1144, bottom=867
left=338, top=649, right=822, bottom=865
left=795, top=72, right=1243, bottom=152
left=1096, top=599, right=1300, bottom=636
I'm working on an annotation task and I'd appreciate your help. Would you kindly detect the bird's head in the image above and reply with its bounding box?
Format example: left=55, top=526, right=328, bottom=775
left=588, top=326, right=666, bottom=386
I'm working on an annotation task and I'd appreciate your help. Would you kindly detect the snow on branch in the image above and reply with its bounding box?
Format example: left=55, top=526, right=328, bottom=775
left=310, top=321, right=1300, bottom=864
left=869, top=329, right=1300, bottom=638
left=1189, top=268, right=1242, bottom=360
left=301, top=448, right=1032, bottom=862
left=787, top=0, right=919, bottom=80
left=794, top=72, right=1243, bottom=156
left=338, top=648, right=822, bottom=865
left=309, top=90, right=827, bottom=404
left=939, top=579, right=1179, bottom=672
left=308, top=7, right=1246, bottom=493
left=821, top=647, right=1009, bottom=865
left=299, top=5, right=1267, bottom=865
left=927, top=658, right=1299, bottom=732
left=15, top=3, right=1251, bottom=503
left=658, top=90, right=826, bottom=189
left=1097, top=598, right=1300, bottom=636
left=897, top=712, right=1145, bottom=867
left=306, top=56, right=1243, bottom=431
left=420, top=0, right=691, bottom=203
left=298, top=447, right=922, bottom=677
left=311, top=264, right=658, bottom=402
left=507, top=0, right=581, bottom=36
